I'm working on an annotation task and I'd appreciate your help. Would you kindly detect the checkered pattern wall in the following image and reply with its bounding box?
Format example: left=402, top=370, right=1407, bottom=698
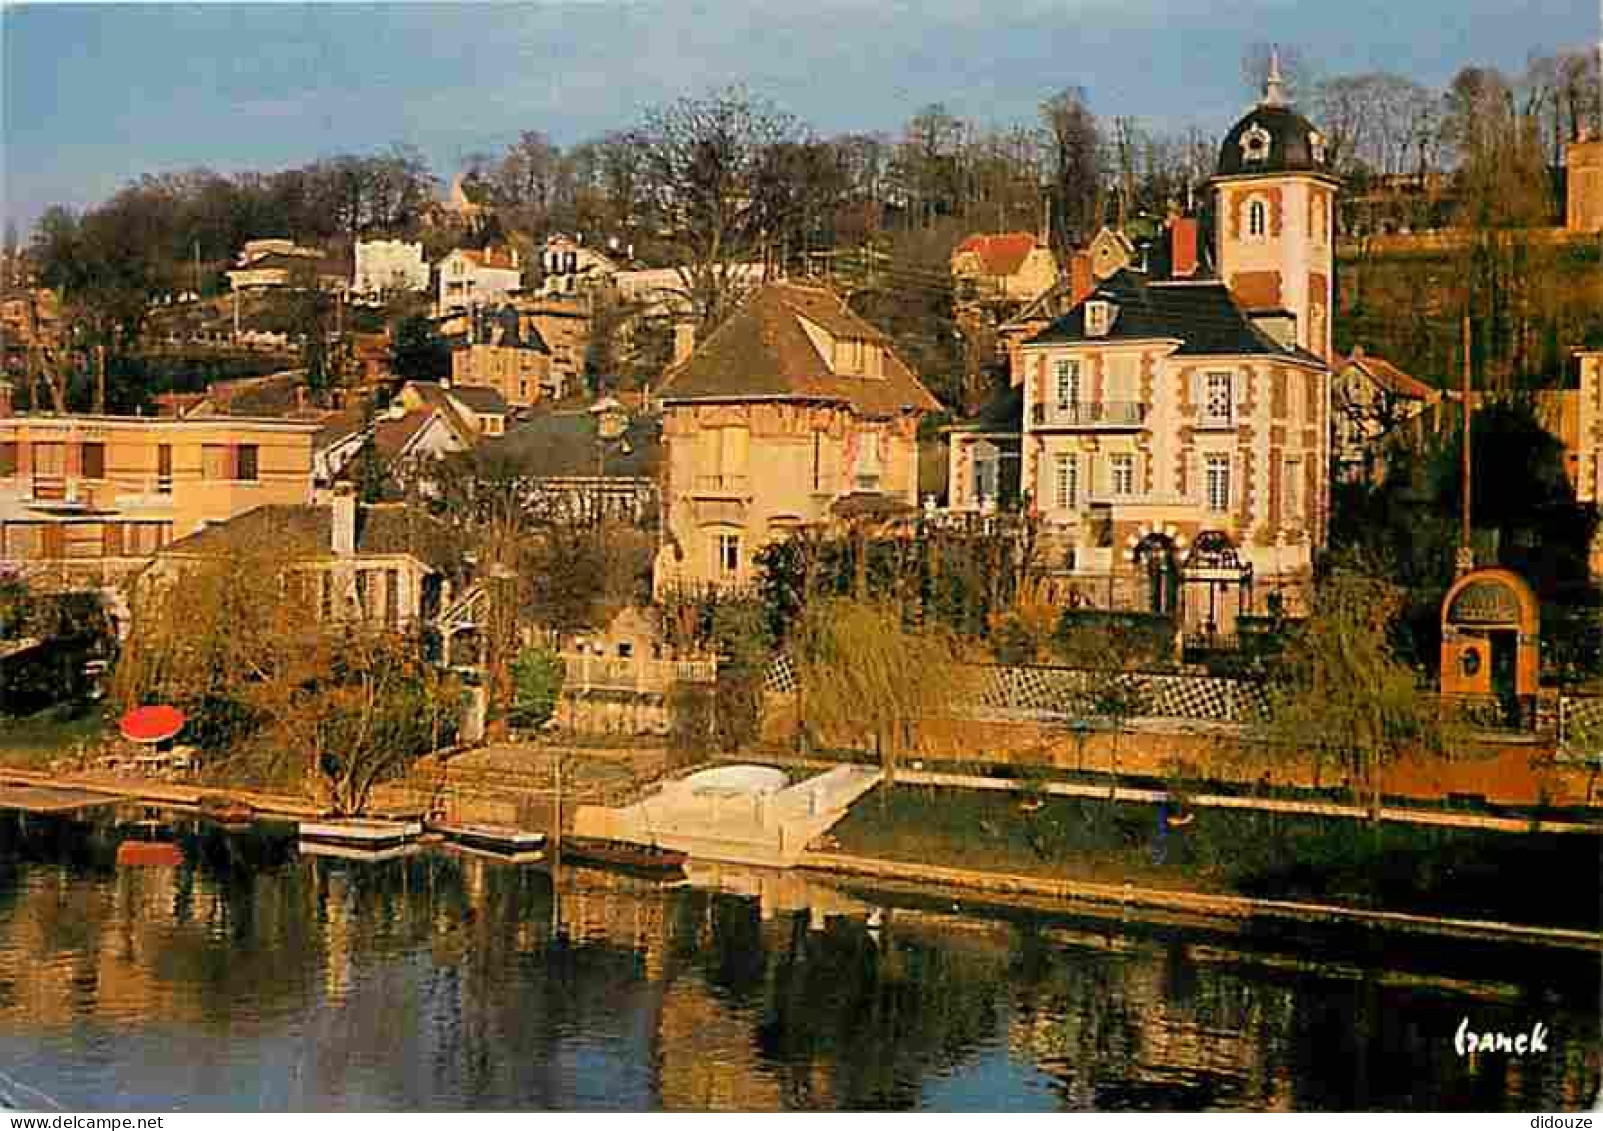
left=764, top=655, right=1269, bottom=724
left=1560, top=695, right=1603, bottom=757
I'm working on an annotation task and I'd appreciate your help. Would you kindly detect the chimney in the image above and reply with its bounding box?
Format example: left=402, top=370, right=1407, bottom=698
left=1068, top=252, right=1095, bottom=306
left=332, top=483, right=357, bottom=557
left=0, top=379, right=12, bottom=419
left=672, top=320, right=697, bottom=366
left=1170, top=217, right=1199, bottom=278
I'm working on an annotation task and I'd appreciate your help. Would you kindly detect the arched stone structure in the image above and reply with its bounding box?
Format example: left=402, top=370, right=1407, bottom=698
left=1439, top=568, right=1539, bottom=714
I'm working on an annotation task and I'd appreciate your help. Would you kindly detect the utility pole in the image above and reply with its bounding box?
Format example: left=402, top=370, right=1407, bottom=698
left=1457, top=312, right=1474, bottom=577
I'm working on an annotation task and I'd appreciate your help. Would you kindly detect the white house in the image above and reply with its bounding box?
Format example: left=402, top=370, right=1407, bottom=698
left=354, top=240, right=429, bottom=297
left=538, top=234, right=622, bottom=297
left=437, top=246, right=522, bottom=315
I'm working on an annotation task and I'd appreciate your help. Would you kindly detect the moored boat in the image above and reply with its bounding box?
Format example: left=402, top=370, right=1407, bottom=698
left=558, top=836, right=687, bottom=875
left=197, top=793, right=256, bottom=829
left=429, top=821, right=546, bottom=858
left=297, top=817, right=421, bottom=850
left=297, top=839, right=420, bottom=863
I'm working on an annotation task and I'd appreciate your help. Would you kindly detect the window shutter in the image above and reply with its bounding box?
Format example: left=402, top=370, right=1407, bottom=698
left=725, top=428, right=749, bottom=476
left=697, top=428, right=719, bottom=475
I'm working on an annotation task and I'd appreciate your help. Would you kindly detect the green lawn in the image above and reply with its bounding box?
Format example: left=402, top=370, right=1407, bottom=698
left=829, top=784, right=1602, bottom=931
left=0, top=706, right=106, bottom=770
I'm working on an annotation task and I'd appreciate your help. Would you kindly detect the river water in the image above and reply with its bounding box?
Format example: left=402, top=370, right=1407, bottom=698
left=0, top=806, right=1597, bottom=1111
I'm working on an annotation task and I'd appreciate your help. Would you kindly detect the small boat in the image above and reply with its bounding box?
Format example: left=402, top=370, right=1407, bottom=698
left=197, top=793, right=256, bottom=829
left=430, top=821, right=546, bottom=858
left=298, top=839, right=420, bottom=863
left=558, top=836, right=687, bottom=875
left=297, top=817, right=421, bottom=850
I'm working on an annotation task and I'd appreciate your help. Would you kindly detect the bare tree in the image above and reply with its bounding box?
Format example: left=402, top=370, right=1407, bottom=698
left=1040, top=87, right=1104, bottom=250
left=635, top=85, right=801, bottom=331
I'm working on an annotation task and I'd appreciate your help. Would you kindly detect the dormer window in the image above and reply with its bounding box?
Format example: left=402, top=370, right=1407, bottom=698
left=1240, top=124, right=1272, bottom=164
left=832, top=337, right=883, bottom=377
left=1085, top=300, right=1114, bottom=338
left=1309, top=131, right=1327, bottom=165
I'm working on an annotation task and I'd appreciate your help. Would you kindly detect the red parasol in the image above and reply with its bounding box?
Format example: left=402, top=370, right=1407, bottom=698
left=119, top=704, right=186, bottom=744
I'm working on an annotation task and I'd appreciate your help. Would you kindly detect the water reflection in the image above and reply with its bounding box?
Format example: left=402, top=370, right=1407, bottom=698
left=0, top=807, right=1597, bottom=1111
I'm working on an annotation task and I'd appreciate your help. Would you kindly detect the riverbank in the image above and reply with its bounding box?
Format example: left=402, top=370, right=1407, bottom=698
left=821, top=783, right=1603, bottom=934
left=801, top=851, right=1603, bottom=952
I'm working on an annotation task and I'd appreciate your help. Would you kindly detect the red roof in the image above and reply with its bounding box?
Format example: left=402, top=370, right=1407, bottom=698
left=953, top=232, right=1042, bottom=277
left=372, top=408, right=437, bottom=460
left=1341, top=349, right=1438, bottom=401
left=457, top=245, right=518, bottom=270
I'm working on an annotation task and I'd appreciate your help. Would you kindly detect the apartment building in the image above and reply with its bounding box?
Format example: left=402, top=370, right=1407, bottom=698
left=0, top=382, right=317, bottom=586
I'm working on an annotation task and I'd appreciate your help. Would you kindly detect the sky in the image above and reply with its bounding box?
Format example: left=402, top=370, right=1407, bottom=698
left=2, top=0, right=1599, bottom=236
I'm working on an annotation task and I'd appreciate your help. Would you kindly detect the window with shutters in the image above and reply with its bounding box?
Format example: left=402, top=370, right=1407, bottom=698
left=697, top=427, right=749, bottom=491
left=712, top=531, right=741, bottom=578
left=236, top=444, right=259, bottom=481
left=1202, top=371, right=1235, bottom=427
left=1283, top=456, right=1303, bottom=521
left=1205, top=454, right=1231, bottom=512
left=31, top=442, right=65, bottom=500
left=855, top=431, right=882, bottom=490
left=80, top=442, right=106, bottom=480
left=1054, top=453, right=1077, bottom=510
left=0, top=442, right=15, bottom=477
left=1054, top=359, right=1080, bottom=409
left=202, top=444, right=231, bottom=480
left=156, top=444, right=173, bottom=493
left=1110, top=453, right=1135, bottom=496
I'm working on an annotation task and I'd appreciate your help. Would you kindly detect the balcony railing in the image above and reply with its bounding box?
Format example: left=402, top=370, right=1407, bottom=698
left=559, top=652, right=718, bottom=694
left=1032, top=401, right=1148, bottom=427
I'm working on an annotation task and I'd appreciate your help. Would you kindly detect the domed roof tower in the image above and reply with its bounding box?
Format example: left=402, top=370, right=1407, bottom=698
left=1211, top=50, right=1340, bottom=361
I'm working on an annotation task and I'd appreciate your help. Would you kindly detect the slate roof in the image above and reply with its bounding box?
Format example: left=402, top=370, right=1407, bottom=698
left=1217, top=104, right=1332, bottom=179
left=480, top=409, right=662, bottom=481
left=952, top=232, right=1043, bottom=277
left=445, top=385, right=509, bottom=415
left=162, top=503, right=463, bottom=573
left=656, top=281, right=942, bottom=416
left=1025, top=269, right=1324, bottom=364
